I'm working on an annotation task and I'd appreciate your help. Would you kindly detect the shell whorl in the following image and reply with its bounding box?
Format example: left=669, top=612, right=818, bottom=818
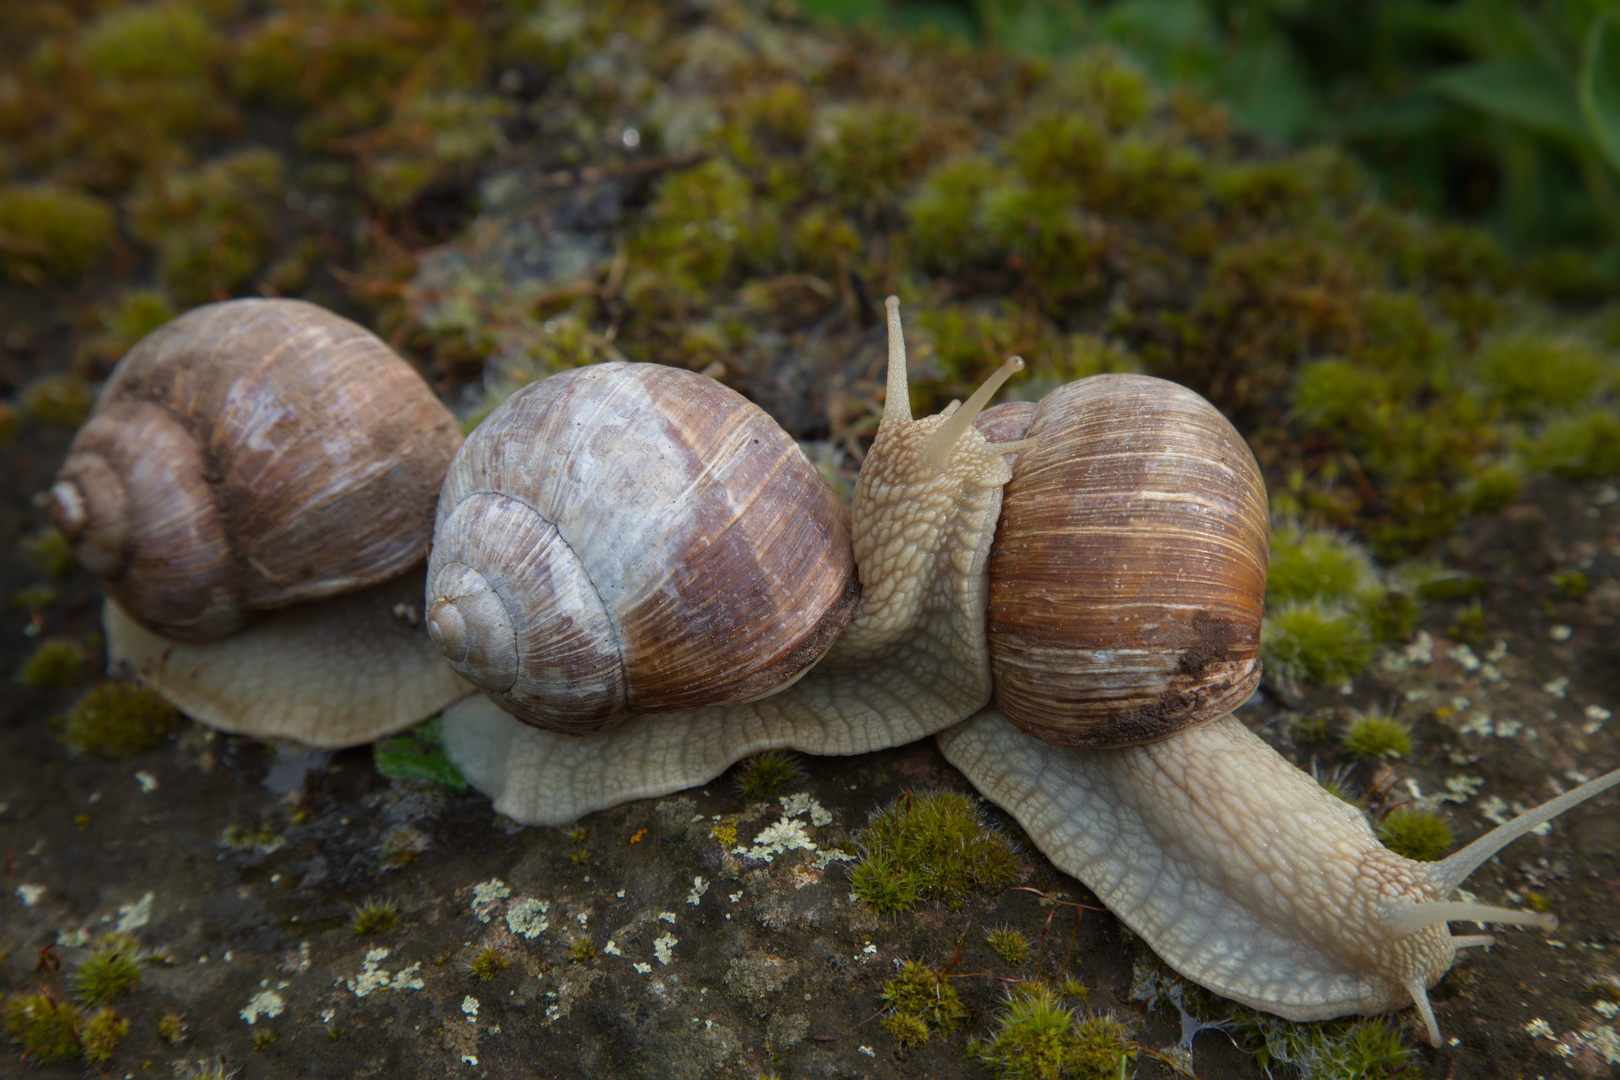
left=986, top=373, right=1270, bottom=747
left=49, top=298, right=462, bottom=640
left=426, top=361, right=859, bottom=733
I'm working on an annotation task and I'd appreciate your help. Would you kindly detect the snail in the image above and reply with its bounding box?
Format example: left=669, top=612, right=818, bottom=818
left=431, top=300, right=1031, bottom=822
left=932, top=372, right=1620, bottom=1046
left=435, top=298, right=1619, bottom=1046
left=48, top=298, right=475, bottom=746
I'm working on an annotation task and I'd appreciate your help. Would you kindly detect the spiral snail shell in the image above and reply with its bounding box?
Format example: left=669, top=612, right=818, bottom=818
left=425, top=361, right=860, bottom=731
left=50, top=298, right=474, bottom=745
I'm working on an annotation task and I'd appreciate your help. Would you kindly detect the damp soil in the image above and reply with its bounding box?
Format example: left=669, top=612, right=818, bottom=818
left=2, top=335, right=1619, bottom=1080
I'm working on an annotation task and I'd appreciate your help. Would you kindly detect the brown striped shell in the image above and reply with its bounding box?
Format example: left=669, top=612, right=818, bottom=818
left=983, top=374, right=1269, bottom=748
left=49, top=299, right=462, bottom=641
left=424, top=362, right=859, bottom=733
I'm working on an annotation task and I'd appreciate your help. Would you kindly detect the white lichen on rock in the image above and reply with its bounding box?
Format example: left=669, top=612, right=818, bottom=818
left=462, top=995, right=479, bottom=1022
left=15, top=884, right=44, bottom=907
left=505, top=897, right=550, bottom=938
left=240, top=989, right=284, bottom=1025
left=471, top=878, right=510, bottom=922
left=346, top=947, right=425, bottom=997
left=654, top=934, right=677, bottom=965
left=686, top=877, right=708, bottom=905
left=115, top=891, right=153, bottom=931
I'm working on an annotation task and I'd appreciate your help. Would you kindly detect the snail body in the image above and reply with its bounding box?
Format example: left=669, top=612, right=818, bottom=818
left=935, top=362, right=1620, bottom=1044
left=436, top=303, right=1027, bottom=823
left=51, top=299, right=474, bottom=745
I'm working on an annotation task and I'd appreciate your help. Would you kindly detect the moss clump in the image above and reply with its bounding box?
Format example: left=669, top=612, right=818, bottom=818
left=373, top=717, right=466, bottom=791
left=23, top=530, right=78, bottom=579
left=985, top=927, right=1030, bottom=966
left=75, top=934, right=142, bottom=1004
left=880, top=1009, right=930, bottom=1047
left=60, top=683, right=181, bottom=758
left=80, top=1007, right=128, bottom=1063
left=1, top=992, right=82, bottom=1063
left=733, top=751, right=800, bottom=800
left=0, top=185, right=114, bottom=282
left=849, top=790, right=1019, bottom=914
left=1552, top=570, right=1589, bottom=599
left=351, top=901, right=398, bottom=936
left=130, top=148, right=288, bottom=304
left=881, top=961, right=966, bottom=1038
left=1524, top=891, right=1551, bottom=913
left=1523, top=408, right=1620, bottom=480
left=1342, top=714, right=1412, bottom=760
left=17, top=639, right=90, bottom=689
left=973, top=982, right=1134, bottom=1080
left=1448, top=601, right=1486, bottom=645
left=1266, top=523, right=1376, bottom=607
left=252, top=1029, right=276, bottom=1051
left=1474, top=334, right=1610, bottom=417
left=22, top=375, right=93, bottom=428
left=1377, top=808, right=1451, bottom=861
left=158, top=1014, right=186, bottom=1043
left=566, top=939, right=596, bottom=963
left=80, top=3, right=223, bottom=82
left=469, top=947, right=509, bottom=982
left=1260, top=600, right=1376, bottom=686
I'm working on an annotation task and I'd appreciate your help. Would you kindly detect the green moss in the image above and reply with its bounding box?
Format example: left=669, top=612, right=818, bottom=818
left=0, top=185, right=114, bottom=283
left=881, top=961, right=966, bottom=1034
left=1342, top=714, right=1412, bottom=760
left=1362, top=589, right=1419, bottom=644
left=1377, top=808, right=1451, bottom=861
left=849, top=790, right=1019, bottom=914
left=906, top=155, right=1002, bottom=269
left=1449, top=601, right=1486, bottom=645
left=106, top=289, right=177, bottom=343
left=1524, top=891, right=1551, bottom=913
left=80, top=1007, right=128, bottom=1063
left=1260, top=601, right=1375, bottom=686
left=24, top=529, right=78, bottom=579
left=1474, top=333, right=1610, bottom=417
left=81, top=4, right=222, bottom=81
left=17, top=639, right=90, bottom=689
left=1552, top=570, right=1590, bottom=599
left=469, top=947, right=509, bottom=981
left=11, top=585, right=60, bottom=611
left=985, top=927, right=1030, bottom=966
left=733, top=751, right=800, bottom=800
left=815, top=106, right=933, bottom=210
left=130, top=148, right=288, bottom=304
left=158, top=1014, right=185, bottom=1043
left=1, top=993, right=81, bottom=1063
left=880, top=1009, right=930, bottom=1046
left=974, top=982, right=1134, bottom=1080
left=631, top=158, right=769, bottom=295
left=374, top=717, right=467, bottom=791
left=75, top=934, right=142, bottom=1005
left=1522, top=408, right=1620, bottom=479
left=60, top=683, right=181, bottom=759
left=252, top=1029, right=276, bottom=1051
left=22, top=376, right=93, bottom=429
left=351, top=902, right=398, bottom=936
left=1266, top=523, right=1376, bottom=606
left=566, top=939, right=596, bottom=963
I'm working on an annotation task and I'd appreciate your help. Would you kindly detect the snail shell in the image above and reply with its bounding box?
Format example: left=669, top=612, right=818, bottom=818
left=50, top=298, right=462, bottom=640
left=983, top=374, right=1269, bottom=747
left=425, top=361, right=859, bottom=732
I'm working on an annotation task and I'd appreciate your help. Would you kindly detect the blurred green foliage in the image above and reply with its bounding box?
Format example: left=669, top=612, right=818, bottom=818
left=804, top=0, right=1620, bottom=267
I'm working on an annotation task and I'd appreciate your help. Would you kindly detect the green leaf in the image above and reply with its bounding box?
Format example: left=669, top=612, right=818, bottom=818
left=1579, top=9, right=1620, bottom=171
left=374, top=717, right=467, bottom=792
left=1428, top=59, right=1589, bottom=143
